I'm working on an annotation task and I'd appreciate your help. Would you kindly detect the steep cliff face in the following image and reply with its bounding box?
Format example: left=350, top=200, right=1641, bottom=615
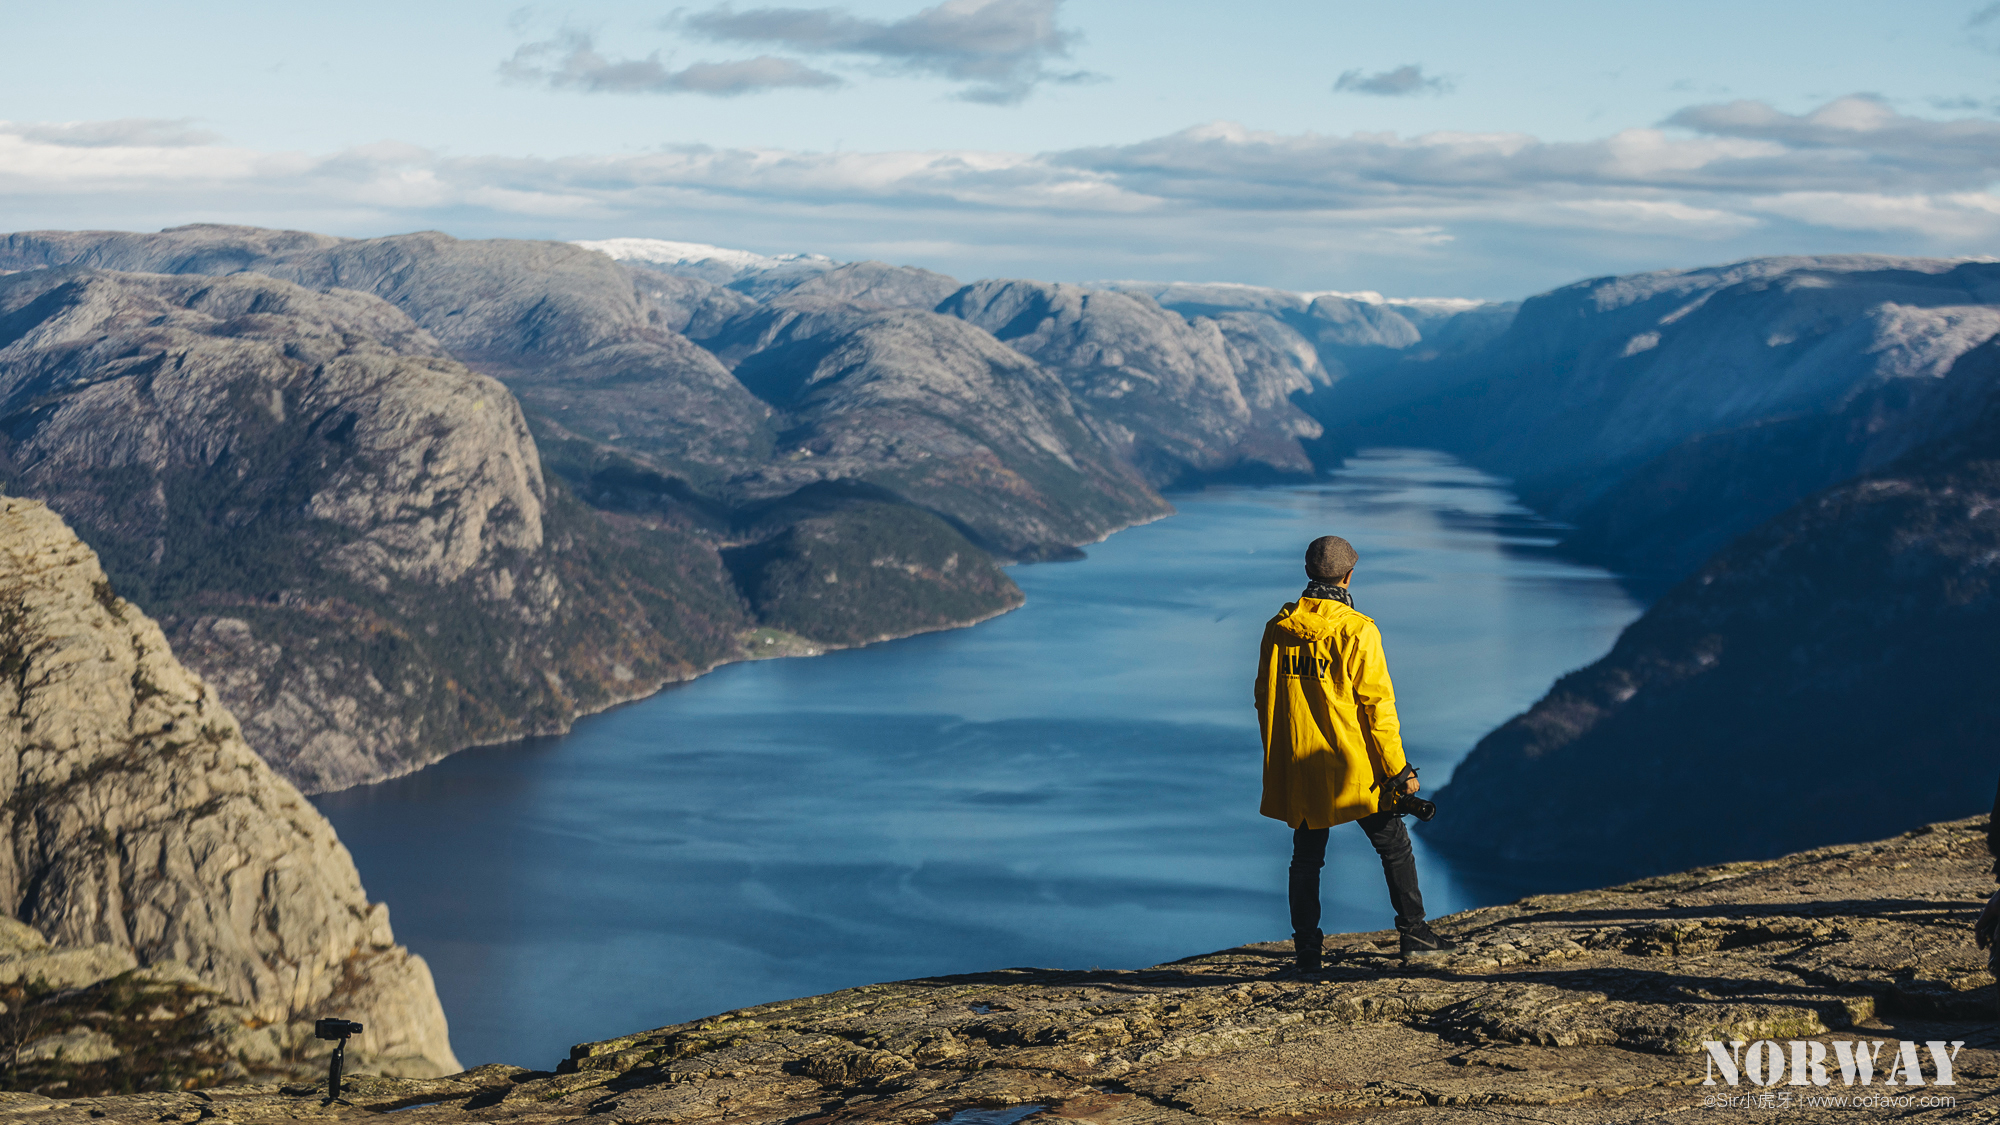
left=1106, top=280, right=1514, bottom=377
left=0, top=267, right=749, bottom=792
left=1395, top=255, right=2000, bottom=580
left=1426, top=368, right=2000, bottom=886
left=0, top=495, right=458, bottom=1076
left=939, top=280, right=1318, bottom=482
left=1105, top=280, right=1517, bottom=455
left=723, top=492, right=1024, bottom=647
left=699, top=298, right=1170, bottom=558
left=1552, top=322, right=2000, bottom=582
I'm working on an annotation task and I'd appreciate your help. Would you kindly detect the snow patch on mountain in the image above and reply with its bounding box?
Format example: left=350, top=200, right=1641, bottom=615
left=574, top=237, right=834, bottom=272
left=1096, top=278, right=1490, bottom=314
left=1302, top=289, right=1490, bottom=313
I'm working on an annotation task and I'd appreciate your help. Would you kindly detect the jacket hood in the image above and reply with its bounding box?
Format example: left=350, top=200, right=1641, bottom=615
left=1270, top=596, right=1351, bottom=641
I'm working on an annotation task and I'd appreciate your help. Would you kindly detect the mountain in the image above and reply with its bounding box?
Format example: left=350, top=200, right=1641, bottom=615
left=0, top=266, right=751, bottom=791
left=0, top=495, right=457, bottom=1079
left=586, top=240, right=1511, bottom=487
left=0, top=227, right=1170, bottom=547
left=1424, top=328, right=2000, bottom=887
left=576, top=238, right=962, bottom=309
left=1103, top=280, right=1518, bottom=424
left=573, top=237, right=838, bottom=289
left=1, top=227, right=783, bottom=478
left=940, top=280, right=1324, bottom=482
left=12, top=224, right=1997, bottom=970
left=1359, top=255, right=2000, bottom=584
left=1107, top=281, right=1509, bottom=369
left=740, top=261, right=964, bottom=309
left=689, top=296, right=1168, bottom=558
left=0, top=224, right=1537, bottom=804
left=0, top=226, right=1199, bottom=789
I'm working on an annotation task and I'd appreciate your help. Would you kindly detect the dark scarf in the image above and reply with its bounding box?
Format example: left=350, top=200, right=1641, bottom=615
left=1302, top=580, right=1353, bottom=607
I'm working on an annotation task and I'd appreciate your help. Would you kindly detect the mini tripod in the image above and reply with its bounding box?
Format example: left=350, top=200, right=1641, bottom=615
left=314, top=1018, right=364, bottom=1105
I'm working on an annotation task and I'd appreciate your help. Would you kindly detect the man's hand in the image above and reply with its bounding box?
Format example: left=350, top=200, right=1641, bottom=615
left=1401, top=775, right=1421, bottom=797
left=1978, top=889, right=2000, bottom=950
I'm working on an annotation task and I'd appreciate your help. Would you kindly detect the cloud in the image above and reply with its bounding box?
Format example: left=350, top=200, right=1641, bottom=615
left=1662, top=95, right=2000, bottom=183
left=1926, top=94, right=1998, bottom=112
left=1332, top=65, right=1451, bottom=97
left=500, top=30, right=840, bottom=95
left=6, top=97, right=2000, bottom=298
left=1744, top=190, right=2000, bottom=239
left=0, top=118, right=222, bottom=148
left=680, top=0, right=1091, bottom=104
left=1970, top=1, right=2000, bottom=49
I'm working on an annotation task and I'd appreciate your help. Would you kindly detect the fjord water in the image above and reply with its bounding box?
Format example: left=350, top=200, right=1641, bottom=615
left=313, top=450, right=1641, bottom=1070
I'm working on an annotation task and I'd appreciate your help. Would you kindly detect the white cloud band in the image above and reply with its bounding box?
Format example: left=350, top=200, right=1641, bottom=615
left=2, top=95, right=1995, bottom=296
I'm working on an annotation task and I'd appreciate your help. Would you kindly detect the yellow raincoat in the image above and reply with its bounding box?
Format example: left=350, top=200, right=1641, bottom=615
left=1255, top=596, right=1409, bottom=830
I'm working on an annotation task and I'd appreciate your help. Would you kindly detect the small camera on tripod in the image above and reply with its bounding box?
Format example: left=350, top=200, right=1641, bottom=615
left=316, top=1019, right=363, bottom=1041
left=314, top=1018, right=364, bottom=1103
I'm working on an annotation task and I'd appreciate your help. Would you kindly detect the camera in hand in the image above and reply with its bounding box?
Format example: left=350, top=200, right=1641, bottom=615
left=315, top=1018, right=363, bottom=1040
left=1389, top=791, right=1436, bottom=821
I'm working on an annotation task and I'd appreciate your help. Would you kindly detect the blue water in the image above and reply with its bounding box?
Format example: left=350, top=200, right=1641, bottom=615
left=313, top=449, right=1641, bottom=1071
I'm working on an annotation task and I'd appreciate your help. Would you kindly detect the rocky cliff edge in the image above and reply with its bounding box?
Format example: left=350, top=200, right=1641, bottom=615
left=0, top=496, right=458, bottom=1080
left=23, top=813, right=1999, bottom=1121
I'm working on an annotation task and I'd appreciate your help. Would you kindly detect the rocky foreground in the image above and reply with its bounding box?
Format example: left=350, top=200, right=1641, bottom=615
left=24, top=814, right=1997, bottom=1122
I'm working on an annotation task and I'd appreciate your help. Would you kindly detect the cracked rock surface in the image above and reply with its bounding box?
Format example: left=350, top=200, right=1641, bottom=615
left=41, top=814, right=2000, bottom=1122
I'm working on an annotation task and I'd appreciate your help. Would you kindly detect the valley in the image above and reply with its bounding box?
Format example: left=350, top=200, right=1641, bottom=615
left=1, top=224, right=1996, bottom=1095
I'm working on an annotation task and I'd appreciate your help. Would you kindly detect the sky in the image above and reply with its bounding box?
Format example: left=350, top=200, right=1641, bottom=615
left=5, top=0, right=2000, bottom=298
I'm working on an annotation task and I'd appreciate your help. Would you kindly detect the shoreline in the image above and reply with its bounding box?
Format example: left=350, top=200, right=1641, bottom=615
left=304, top=504, right=1181, bottom=797
left=310, top=450, right=1605, bottom=799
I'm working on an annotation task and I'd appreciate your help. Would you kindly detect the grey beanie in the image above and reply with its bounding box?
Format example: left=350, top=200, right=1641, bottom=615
left=1305, top=535, right=1358, bottom=581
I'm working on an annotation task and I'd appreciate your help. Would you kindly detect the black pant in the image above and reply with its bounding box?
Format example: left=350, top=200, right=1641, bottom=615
left=1290, top=811, right=1425, bottom=935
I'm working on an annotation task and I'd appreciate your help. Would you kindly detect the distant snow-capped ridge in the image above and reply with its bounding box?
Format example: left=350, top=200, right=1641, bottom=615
left=1304, top=289, right=1489, bottom=312
left=573, top=238, right=832, bottom=271
left=578, top=244, right=1486, bottom=310
left=1094, top=278, right=1489, bottom=312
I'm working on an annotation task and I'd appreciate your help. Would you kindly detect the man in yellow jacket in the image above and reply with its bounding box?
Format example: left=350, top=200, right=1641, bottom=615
left=1256, top=535, right=1447, bottom=972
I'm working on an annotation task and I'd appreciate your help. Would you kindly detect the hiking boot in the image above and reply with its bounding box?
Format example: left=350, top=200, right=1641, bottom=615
left=1398, top=920, right=1450, bottom=958
left=1292, top=930, right=1324, bottom=974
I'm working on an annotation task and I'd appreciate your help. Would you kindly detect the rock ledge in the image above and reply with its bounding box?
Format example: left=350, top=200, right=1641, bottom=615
left=31, top=814, right=2000, bottom=1122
